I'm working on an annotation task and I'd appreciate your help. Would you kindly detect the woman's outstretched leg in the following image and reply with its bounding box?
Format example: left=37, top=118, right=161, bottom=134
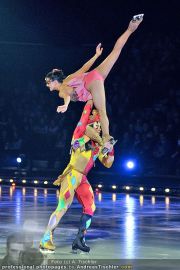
left=95, top=17, right=143, bottom=79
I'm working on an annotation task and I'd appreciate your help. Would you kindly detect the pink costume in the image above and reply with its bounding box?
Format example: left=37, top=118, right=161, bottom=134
left=68, top=69, right=104, bottom=102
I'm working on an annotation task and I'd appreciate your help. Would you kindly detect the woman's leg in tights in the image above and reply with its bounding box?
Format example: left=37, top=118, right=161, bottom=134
left=95, top=18, right=143, bottom=79
left=88, top=79, right=110, bottom=140
left=88, top=29, right=134, bottom=139
left=89, top=20, right=143, bottom=141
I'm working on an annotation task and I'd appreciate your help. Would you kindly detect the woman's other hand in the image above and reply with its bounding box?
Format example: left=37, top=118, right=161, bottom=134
left=96, top=43, right=103, bottom=57
left=57, top=104, right=68, bottom=113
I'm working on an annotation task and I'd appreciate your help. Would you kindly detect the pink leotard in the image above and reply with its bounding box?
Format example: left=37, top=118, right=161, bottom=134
left=68, top=69, right=104, bottom=102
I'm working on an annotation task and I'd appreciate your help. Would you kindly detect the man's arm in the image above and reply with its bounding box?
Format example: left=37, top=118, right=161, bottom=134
left=98, top=148, right=114, bottom=168
left=72, top=100, right=93, bottom=141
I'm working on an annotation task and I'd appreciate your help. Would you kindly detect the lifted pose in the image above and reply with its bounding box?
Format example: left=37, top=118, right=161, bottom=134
left=45, top=15, right=143, bottom=150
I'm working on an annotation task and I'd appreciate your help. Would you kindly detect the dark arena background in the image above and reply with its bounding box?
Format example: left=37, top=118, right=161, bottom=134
left=0, top=1, right=179, bottom=269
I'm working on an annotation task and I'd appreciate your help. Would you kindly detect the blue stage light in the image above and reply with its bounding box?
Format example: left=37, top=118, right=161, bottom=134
left=126, top=160, right=135, bottom=169
left=17, top=157, right=22, bottom=163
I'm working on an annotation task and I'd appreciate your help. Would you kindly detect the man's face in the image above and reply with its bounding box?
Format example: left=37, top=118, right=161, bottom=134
left=91, top=121, right=101, bottom=134
left=91, top=109, right=98, bottom=118
left=45, top=78, right=60, bottom=91
left=8, top=243, right=25, bottom=264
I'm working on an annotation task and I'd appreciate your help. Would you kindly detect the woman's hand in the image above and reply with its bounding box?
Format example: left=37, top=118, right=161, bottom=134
left=128, top=18, right=143, bottom=33
left=96, top=43, right=103, bottom=57
left=57, top=104, right=68, bottom=113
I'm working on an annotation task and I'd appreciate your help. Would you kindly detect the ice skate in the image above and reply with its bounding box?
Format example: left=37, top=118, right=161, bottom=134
left=72, top=230, right=90, bottom=253
left=39, top=232, right=55, bottom=254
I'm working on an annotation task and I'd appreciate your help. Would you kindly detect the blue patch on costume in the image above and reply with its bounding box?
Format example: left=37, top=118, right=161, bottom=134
left=42, top=232, right=50, bottom=244
left=77, top=121, right=82, bottom=126
left=93, top=155, right=98, bottom=161
left=49, top=215, right=57, bottom=228
left=72, top=140, right=80, bottom=150
left=86, top=218, right=92, bottom=229
left=71, top=176, right=76, bottom=185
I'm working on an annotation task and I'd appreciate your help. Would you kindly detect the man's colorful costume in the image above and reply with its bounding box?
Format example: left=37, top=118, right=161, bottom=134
left=40, top=102, right=114, bottom=253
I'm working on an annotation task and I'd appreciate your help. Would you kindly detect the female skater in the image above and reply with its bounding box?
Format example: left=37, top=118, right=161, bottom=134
left=45, top=15, right=143, bottom=149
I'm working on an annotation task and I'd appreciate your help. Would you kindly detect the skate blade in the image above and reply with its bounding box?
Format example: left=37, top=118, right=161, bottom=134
left=71, top=249, right=90, bottom=255
left=39, top=247, right=55, bottom=254
left=102, top=140, right=118, bottom=156
left=110, top=139, right=118, bottom=146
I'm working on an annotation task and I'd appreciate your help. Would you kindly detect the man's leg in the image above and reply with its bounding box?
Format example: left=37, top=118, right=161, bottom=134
left=72, top=177, right=96, bottom=252
left=40, top=170, right=82, bottom=252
